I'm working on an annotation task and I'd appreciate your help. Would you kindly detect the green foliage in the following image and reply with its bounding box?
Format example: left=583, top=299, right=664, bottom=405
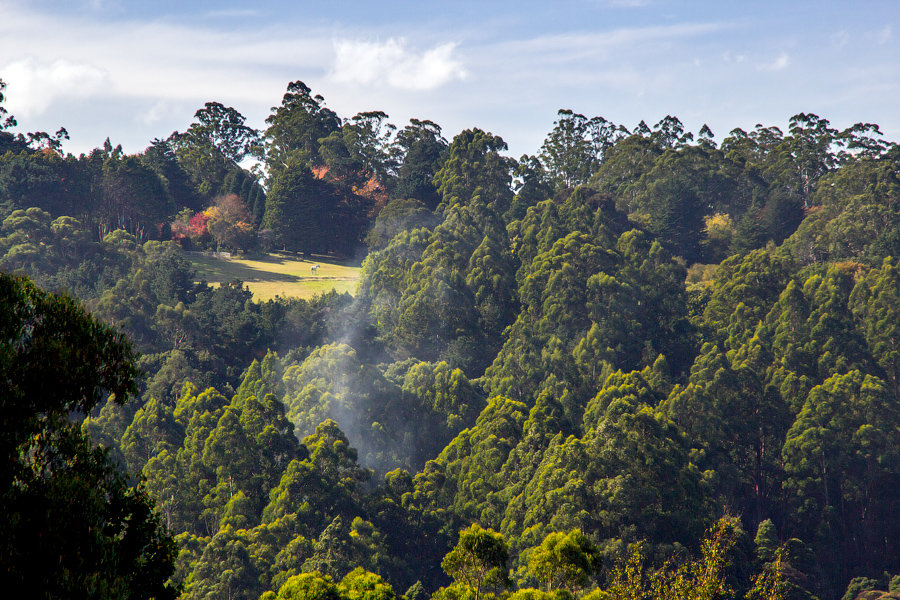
left=662, top=342, right=789, bottom=524
left=782, top=370, right=900, bottom=577
left=783, top=147, right=900, bottom=265
left=270, top=572, right=343, bottom=600
left=850, top=258, right=900, bottom=392
left=183, top=525, right=263, bottom=600
left=0, top=273, right=176, bottom=598
left=280, top=343, right=409, bottom=470
left=261, top=156, right=329, bottom=252
left=841, top=577, right=879, bottom=600
left=357, top=128, right=518, bottom=373
left=261, top=420, right=368, bottom=538
left=121, top=396, right=184, bottom=473
left=526, top=529, right=601, bottom=593
left=320, top=110, right=395, bottom=192
left=302, top=516, right=360, bottom=580
left=434, top=128, right=513, bottom=217
left=487, top=209, right=691, bottom=404
left=365, top=197, right=437, bottom=251
left=339, top=567, right=397, bottom=600
left=7, top=92, right=900, bottom=600
left=390, top=119, right=447, bottom=208
left=754, top=519, right=779, bottom=563
left=413, top=396, right=529, bottom=530
left=538, top=110, right=625, bottom=190
left=401, top=360, right=485, bottom=442
left=441, top=524, right=511, bottom=600
left=600, top=517, right=750, bottom=600
left=506, top=394, right=707, bottom=563
left=262, top=80, right=341, bottom=174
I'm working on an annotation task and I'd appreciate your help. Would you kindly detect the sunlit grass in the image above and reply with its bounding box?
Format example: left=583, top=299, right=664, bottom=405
left=186, top=252, right=361, bottom=301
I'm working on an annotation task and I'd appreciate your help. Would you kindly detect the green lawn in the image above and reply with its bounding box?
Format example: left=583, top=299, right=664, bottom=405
left=186, top=252, right=361, bottom=301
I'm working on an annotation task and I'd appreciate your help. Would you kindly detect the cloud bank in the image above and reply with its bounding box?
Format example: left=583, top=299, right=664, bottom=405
left=330, top=38, right=467, bottom=91
left=2, top=57, right=109, bottom=118
left=0, top=0, right=895, bottom=158
left=758, top=52, right=790, bottom=72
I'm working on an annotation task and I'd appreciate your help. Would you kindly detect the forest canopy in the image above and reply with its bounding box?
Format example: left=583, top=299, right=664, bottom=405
left=2, top=75, right=900, bottom=600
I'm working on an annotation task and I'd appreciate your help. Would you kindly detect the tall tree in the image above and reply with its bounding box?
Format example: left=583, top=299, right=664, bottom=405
left=390, top=119, right=447, bottom=208
left=262, top=81, right=341, bottom=175
left=0, top=273, right=177, bottom=598
left=539, top=109, right=624, bottom=190
left=261, top=156, right=329, bottom=252
left=526, top=529, right=601, bottom=593
left=184, top=101, right=260, bottom=163
left=441, top=524, right=511, bottom=600
left=782, top=370, right=900, bottom=581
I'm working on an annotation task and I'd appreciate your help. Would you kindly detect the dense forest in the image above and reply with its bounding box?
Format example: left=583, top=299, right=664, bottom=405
left=2, top=75, right=900, bottom=600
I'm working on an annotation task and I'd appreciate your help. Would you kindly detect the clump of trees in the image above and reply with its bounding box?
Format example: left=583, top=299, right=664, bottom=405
left=3, top=73, right=900, bottom=600
left=0, top=272, right=178, bottom=598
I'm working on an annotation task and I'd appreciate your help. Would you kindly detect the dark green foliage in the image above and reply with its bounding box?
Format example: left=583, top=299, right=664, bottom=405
left=390, top=119, right=447, bottom=208
left=434, top=128, right=513, bottom=217
left=262, top=420, right=369, bottom=537
left=538, top=110, right=625, bottom=190
left=98, top=154, right=175, bottom=240
left=0, top=149, right=89, bottom=217
left=850, top=258, right=900, bottom=393
left=782, top=370, right=900, bottom=582
left=5, top=425, right=179, bottom=599
left=262, top=80, right=341, bottom=175
left=302, top=516, right=359, bottom=580
left=365, top=197, right=437, bottom=251
left=141, top=138, right=203, bottom=213
left=698, top=247, right=795, bottom=348
left=183, top=526, right=263, bottom=600
left=486, top=208, right=691, bottom=406
left=841, top=578, right=880, bottom=600
left=356, top=128, right=518, bottom=374
left=0, top=208, right=154, bottom=300
left=0, top=273, right=177, bottom=598
left=6, top=90, right=900, bottom=600
left=262, top=156, right=331, bottom=252
left=414, top=396, right=530, bottom=531
left=280, top=343, right=402, bottom=469
left=503, top=385, right=708, bottom=564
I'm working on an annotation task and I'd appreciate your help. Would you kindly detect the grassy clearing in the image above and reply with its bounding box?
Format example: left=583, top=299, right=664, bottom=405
left=186, top=252, right=361, bottom=301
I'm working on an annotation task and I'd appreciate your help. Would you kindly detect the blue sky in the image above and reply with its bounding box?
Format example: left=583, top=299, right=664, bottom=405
left=1, top=0, right=898, bottom=157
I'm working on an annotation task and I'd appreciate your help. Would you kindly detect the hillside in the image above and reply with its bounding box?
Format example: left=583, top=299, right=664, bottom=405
left=2, top=75, right=900, bottom=600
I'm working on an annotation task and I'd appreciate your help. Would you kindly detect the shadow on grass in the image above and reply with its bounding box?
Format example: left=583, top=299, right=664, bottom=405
left=272, top=251, right=364, bottom=268
left=189, top=255, right=301, bottom=283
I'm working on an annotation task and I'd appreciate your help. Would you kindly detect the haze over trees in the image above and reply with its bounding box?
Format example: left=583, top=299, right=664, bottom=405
left=2, top=75, right=900, bottom=600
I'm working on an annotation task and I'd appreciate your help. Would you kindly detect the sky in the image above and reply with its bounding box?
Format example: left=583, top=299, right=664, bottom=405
left=1, top=0, right=898, bottom=158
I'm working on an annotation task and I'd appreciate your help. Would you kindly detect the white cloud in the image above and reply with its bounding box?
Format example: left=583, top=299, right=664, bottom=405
left=0, top=6, right=332, bottom=105
left=330, top=38, right=467, bottom=91
left=0, top=0, right=897, bottom=158
left=141, top=99, right=178, bottom=126
left=831, top=30, right=849, bottom=50
left=1, top=57, right=108, bottom=117
left=759, top=52, right=790, bottom=71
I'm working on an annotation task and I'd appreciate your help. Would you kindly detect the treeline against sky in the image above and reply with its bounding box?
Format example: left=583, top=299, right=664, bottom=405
left=2, top=76, right=900, bottom=600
